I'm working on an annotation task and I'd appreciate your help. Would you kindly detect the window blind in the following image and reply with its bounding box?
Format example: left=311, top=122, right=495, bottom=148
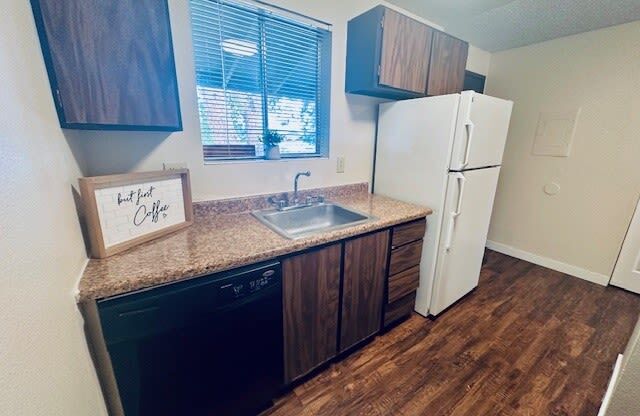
left=189, top=0, right=332, bottom=160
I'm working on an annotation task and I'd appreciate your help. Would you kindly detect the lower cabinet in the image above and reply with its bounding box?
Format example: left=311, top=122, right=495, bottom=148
left=384, top=292, right=417, bottom=327
left=282, top=244, right=341, bottom=383
left=83, top=219, right=428, bottom=415
left=383, top=219, right=427, bottom=328
left=340, top=230, right=390, bottom=351
left=282, top=221, right=425, bottom=384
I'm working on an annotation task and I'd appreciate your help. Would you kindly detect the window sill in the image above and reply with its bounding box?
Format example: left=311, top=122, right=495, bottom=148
left=204, top=156, right=329, bottom=165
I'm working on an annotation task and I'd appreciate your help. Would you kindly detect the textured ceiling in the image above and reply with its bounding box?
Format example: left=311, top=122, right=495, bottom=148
left=386, top=0, right=640, bottom=51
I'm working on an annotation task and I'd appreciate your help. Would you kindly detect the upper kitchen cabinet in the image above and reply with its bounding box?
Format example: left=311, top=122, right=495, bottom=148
left=345, top=6, right=432, bottom=99
left=378, top=9, right=433, bottom=95
left=30, top=0, right=182, bottom=131
left=345, top=5, right=469, bottom=100
left=427, top=31, right=469, bottom=97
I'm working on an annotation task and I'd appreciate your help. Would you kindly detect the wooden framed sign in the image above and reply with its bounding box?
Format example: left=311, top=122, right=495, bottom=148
left=79, top=169, right=193, bottom=258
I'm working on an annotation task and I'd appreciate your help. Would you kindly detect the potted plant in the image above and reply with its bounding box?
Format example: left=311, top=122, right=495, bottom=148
left=260, top=130, right=284, bottom=160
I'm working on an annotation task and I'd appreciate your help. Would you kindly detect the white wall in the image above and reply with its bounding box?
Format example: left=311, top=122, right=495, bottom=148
left=0, top=2, right=107, bottom=415
left=485, top=21, right=640, bottom=281
left=466, top=45, right=491, bottom=76
left=75, top=0, right=491, bottom=202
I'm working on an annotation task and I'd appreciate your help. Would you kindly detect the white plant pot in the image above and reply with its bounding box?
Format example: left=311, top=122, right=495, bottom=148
left=265, top=145, right=281, bottom=160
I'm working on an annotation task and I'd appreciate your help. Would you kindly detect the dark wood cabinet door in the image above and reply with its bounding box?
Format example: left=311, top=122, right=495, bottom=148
left=282, top=244, right=341, bottom=383
left=379, top=8, right=433, bottom=94
left=340, top=231, right=390, bottom=351
left=31, top=0, right=182, bottom=130
left=427, top=31, right=469, bottom=96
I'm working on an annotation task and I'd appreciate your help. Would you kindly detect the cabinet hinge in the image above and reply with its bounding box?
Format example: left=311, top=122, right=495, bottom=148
left=380, top=15, right=384, bottom=29
left=377, top=65, right=381, bottom=77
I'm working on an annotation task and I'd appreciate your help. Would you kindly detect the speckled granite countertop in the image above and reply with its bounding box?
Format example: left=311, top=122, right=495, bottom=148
left=77, top=186, right=432, bottom=302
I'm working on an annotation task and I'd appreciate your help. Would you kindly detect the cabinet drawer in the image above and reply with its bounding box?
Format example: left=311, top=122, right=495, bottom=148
left=392, top=219, right=426, bottom=248
left=388, top=265, right=420, bottom=304
left=384, top=292, right=416, bottom=327
left=389, top=240, right=423, bottom=275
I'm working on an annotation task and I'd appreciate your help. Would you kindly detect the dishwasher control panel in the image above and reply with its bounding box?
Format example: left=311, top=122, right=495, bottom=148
left=218, top=267, right=279, bottom=301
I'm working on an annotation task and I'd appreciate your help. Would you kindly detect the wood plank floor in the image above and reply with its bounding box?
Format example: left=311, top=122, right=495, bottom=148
left=264, top=250, right=640, bottom=416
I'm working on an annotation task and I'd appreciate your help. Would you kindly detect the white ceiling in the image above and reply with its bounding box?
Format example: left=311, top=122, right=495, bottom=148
left=386, top=0, right=640, bottom=51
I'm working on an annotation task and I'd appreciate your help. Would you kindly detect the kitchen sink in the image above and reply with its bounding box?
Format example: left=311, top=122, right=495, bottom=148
left=252, top=203, right=373, bottom=240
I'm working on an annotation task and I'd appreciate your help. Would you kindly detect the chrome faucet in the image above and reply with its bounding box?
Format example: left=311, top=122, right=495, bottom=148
left=293, top=171, right=311, bottom=204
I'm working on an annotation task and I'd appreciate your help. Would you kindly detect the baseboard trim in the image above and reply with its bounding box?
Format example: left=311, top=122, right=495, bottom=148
left=486, top=240, right=610, bottom=286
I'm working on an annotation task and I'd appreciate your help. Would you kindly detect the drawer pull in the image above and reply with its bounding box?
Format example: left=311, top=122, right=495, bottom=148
left=389, top=240, right=423, bottom=276
left=388, top=265, right=420, bottom=304
left=392, top=219, right=426, bottom=248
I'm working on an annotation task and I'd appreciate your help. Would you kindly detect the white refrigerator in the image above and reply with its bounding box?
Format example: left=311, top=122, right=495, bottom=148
left=374, top=91, right=513, bottom=316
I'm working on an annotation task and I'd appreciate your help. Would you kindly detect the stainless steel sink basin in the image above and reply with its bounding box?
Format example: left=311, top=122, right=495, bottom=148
left=252, top=203, right=373, bottom=239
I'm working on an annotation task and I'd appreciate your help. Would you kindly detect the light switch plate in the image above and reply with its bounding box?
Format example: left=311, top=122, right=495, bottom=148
left=336, top=156, right=345, bottom=173
left=532, top=108, right=581, bottom=157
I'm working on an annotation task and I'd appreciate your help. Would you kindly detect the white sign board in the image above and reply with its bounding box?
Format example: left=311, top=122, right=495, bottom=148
left=79, top=169, right=193, bottom=258
left=94, top=178, right=186, bottom=248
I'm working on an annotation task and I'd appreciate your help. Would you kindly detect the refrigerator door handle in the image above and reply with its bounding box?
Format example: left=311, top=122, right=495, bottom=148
left=453, top=173, right=466, bottom=216
left=461, top=121, right=475, bottom=169
left=444, top=173, right=466, bottom=251
left=444, top=213, right=456, bottom=252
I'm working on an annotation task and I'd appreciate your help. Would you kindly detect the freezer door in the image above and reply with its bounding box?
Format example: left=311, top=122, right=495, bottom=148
left=429, top=167, right=501, bottom=316
left=450, top=91, right=513, bottom=171
left=374, top=94, right=459, bottom=207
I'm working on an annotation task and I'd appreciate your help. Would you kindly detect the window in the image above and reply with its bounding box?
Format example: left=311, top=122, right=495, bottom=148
left=189, top=0, right=332, bottom=161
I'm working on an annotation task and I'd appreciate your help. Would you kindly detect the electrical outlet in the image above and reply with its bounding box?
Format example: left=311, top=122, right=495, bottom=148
left=163, top=162, right=187, bottom=170
left=336, top=156, right=345, bottom=173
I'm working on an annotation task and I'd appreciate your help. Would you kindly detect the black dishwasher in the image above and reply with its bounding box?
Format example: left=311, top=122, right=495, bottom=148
left=98, top=261, right=283, bottom=416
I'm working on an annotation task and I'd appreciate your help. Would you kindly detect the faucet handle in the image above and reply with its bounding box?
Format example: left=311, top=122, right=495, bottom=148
left=305, top=195, right=325, bottom=205
left=268, top=196, right=288, bottom=210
